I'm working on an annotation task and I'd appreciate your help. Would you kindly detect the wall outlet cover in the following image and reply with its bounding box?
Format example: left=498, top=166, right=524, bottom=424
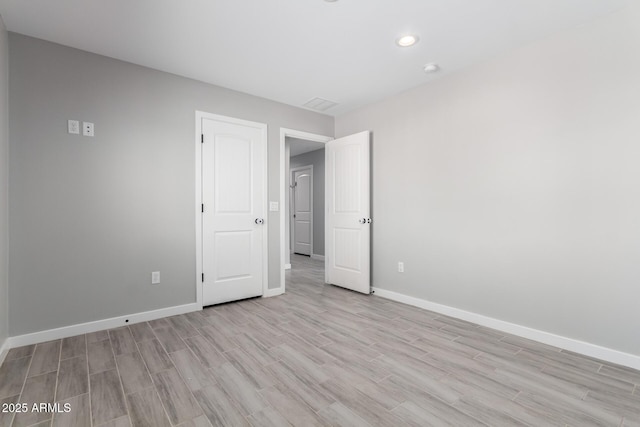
left=83, top=122, right=95, bottom=137
left=151, top=271, right=160, bottom=285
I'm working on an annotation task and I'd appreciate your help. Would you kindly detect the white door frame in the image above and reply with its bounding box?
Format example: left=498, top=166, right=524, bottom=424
left=279, top=128, right=333, bottom=292
left=290, top=165, right=314, bottom=257
left=196, top=110, right=269, bottom=308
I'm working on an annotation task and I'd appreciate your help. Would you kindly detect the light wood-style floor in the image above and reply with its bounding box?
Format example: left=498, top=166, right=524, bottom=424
left=1, top=255, right=639, bottom=427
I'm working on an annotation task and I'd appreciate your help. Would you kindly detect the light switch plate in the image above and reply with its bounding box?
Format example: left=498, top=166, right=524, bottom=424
left=151, top=271, right=160, bottom=285
left=68, top=120, right=80, bottom=134
left=269, top=201, right=279, bottom=212
left=83, top=122, right=94, bottom=137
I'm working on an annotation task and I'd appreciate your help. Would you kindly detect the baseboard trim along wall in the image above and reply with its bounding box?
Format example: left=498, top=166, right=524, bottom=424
left=263, top=288, right=285, bottom=298
left=0, top=338, right=9, bottom=365
left=7, top=302, right=200, bottom=349
left=6, top=284, right=288, bottom=351
left=311, top=254, right=325, bottom=261
left=372, top=287, right=640, bottom=371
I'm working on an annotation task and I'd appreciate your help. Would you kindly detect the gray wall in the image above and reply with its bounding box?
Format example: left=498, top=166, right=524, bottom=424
left=0, top=16, right=8, bottom=348
left=336, top=5, right=640, bottom=357
left=290, top=148, right=325, bottom=256
left=9, top=33, right=333, bottom=335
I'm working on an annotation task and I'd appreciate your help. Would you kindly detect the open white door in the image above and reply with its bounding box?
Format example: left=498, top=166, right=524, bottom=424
left=325, top=131, right=371, bottom=294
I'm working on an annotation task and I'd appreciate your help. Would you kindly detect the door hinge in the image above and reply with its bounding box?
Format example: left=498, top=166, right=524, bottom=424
left=201, top=204, right=204, bottom=213
left=202, top=273, right=204, bottom=282
left=201, top=134, right=204, bottom=143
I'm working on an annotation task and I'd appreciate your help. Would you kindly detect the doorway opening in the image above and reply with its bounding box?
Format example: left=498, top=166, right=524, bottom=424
left=286, top=137, right=326, bottom=287
left=279, top=129, right=332, bottom=292
left=279, top=128, right=371, bottom=295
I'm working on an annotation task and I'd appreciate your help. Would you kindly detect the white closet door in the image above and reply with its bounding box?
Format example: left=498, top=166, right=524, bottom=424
left=202, top=115, right=266, bottom=305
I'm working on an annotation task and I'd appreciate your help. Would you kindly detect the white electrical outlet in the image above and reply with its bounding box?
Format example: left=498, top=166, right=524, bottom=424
left=151, top=271, right=160, bottom=285
left=68, top=120, right=80, bottom=134
left=83, top=122, right=95, bottom=137
left=269, top=201, right=279, bottom=212
left=398, top=262, right=404, bottom=273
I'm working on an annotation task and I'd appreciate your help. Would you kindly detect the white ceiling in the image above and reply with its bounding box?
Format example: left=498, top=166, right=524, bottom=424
left=288, top=137, right=325, bottom=157
left=0, top=0, right=629, bottom=116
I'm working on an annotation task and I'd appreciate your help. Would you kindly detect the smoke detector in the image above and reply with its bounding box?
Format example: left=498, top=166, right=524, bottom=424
left=423, top=63, right=440, bottom=73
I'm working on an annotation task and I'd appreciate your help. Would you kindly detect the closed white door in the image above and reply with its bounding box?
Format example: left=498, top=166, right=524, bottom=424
left=292, top=167, right=312, bottom=256
left=202, top=115, right=267, bottom=306
left=325, top=131, right=371, bottom=294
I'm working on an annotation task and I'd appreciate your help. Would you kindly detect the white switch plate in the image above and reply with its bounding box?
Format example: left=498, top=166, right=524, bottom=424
left=151, top=271, right=160, bottom=285
left=269, top=201, right=279, bottom=212
left=83, top=122, right=94, bottom=137
left=398, top=262, right=404, bottom=273
left=68, top=120, right=80, bottom=134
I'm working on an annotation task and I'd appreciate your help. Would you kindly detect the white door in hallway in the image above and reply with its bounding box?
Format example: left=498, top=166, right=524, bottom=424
left=292, top=166, right=312, bottom=256
left=325, top=131, right=371, bottom=294
left=201, top=115, right=267, bottom=306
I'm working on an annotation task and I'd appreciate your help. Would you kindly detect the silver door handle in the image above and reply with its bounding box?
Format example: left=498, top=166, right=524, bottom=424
left=255, top=218, right=264, bottom=224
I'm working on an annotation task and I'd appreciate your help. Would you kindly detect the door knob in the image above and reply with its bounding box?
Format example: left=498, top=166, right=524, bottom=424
left=358, top=218, right=366, bottom=224
left=367, top=218, right=372, bottom=224
left=255, top=218, right=264, bottom=224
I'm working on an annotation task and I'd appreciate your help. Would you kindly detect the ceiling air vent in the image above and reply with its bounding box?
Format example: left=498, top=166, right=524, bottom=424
left=303, top=97, right=339, bottom=112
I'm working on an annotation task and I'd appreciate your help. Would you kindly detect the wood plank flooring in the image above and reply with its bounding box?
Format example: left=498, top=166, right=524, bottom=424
left=1, top=254, right=639, bottom=426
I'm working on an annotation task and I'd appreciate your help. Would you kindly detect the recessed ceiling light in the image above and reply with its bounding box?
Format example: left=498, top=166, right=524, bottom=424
left=396, top=35, right=419, bottom=47
left=423, top=63, right=440, bottom=73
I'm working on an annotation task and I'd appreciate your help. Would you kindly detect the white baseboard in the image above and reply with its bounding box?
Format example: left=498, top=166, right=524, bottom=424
left=263, top=287, right=285, bottom=298
left=311, top=254, right=325, bottom=261
left=372, top=287, right=640, bottom=371
left=7, top=303, right=200, bottom=349
left=0, top=337, right=9, bottom=365
left=284, top=264, right=292, bottom=270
